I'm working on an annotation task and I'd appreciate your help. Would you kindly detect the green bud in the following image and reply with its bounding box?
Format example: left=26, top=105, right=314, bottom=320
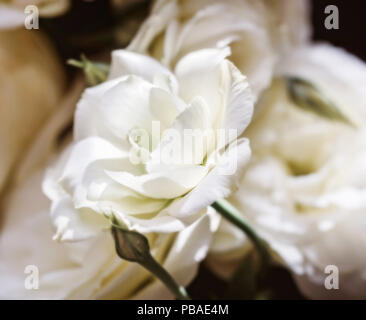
left=110, top=218, right=191, bottom=300
left=285, top=76, right=354, bottom=126
left=111, top=222, right=151, bottom=264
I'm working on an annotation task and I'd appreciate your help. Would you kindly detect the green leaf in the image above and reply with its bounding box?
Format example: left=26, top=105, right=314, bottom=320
left=285, top=76, right=354, bottom=126
left=68, top=54, right=110, bottom=86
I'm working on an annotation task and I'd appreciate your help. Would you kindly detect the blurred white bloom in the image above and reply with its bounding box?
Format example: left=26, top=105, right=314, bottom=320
left=0, top=83, right=220, bottom=299
left=0, top=29, right=65, bottom=193
left=209, top=44, right=366, bottom=299
left=0, top=0, right=70, bottom=29
left=43, top=47, right=253, bottom=242
left=128, top=0, right=310, bottom=99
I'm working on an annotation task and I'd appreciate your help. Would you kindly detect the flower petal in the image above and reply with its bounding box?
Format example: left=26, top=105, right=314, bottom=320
left=108, top=50, right=178, bottom=92
left=105, top=165, right=208, bottom=199
left=168, top=138, right=251, bottom=217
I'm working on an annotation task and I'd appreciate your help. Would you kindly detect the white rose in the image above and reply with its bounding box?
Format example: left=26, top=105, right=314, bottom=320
left=43, top=47, right=253, bottom=242
left=0, top=169, right=219, bottom=299
left=0, top=84, right=220, bottom=299
left=208, top=44, right=366, bottom=299
left=0, top=29, right=65, bottom=193
left=128, top=0, right=310, bottom=98
left=0, top=0, right=70, bottom=29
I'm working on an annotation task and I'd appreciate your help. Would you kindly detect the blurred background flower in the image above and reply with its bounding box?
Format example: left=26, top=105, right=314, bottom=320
left=207, top=44, right=366, bottom=300
left=128, top=0, right=310, bottom=99
left=0, top=29, right=65, bottom=194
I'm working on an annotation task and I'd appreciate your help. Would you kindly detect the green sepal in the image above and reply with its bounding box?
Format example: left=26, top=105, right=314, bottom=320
left=68, top=54, right=110, bottom=86
left=285, top=76, right=354, bottom=126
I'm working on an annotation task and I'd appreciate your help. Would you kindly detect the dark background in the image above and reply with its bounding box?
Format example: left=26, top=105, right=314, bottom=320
left=312, top=0, right=366, bottom=60
left=38, top=0, right=365, bottom=300
left=40, top=0, right=366, bottom=63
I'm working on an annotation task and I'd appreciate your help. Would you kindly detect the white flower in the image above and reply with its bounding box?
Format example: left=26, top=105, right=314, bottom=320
left=128, top=0, right=311, bottom=99
left=0, top=29, right=65, bottom=193
left=208, top=44, right=366, bottom=299
left=0, top=147, right=220, bottom=300
left=43, top=47, right=253, bottom=242
left=0, top=0, right=70, bottom=29
left=0, top=82, right=221, bottom=300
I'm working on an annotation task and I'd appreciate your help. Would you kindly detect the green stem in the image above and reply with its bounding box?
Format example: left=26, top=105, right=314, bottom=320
left=141, top=254, right=191, bottom=300
left=212, top=199, right=270, bottom=274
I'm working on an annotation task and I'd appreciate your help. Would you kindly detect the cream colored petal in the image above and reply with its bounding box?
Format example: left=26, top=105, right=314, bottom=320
left=57, top=137, right=126, bottom=195
left=74, top=75, right=155, bottom=147
left=127, top=0, right=178, bottom=53
left=147, top=95, right=210, bottom=171
left=0, top=169, right=115, bottom=299
left=105, top=165, right=208, bottom=199
left=219, top=60, right=254, bottom=145
left=108, top=50, right=178, bottom=92
left=168, top=138, right=251, bottom=218
left=50, top=196, right=110, bottom=242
